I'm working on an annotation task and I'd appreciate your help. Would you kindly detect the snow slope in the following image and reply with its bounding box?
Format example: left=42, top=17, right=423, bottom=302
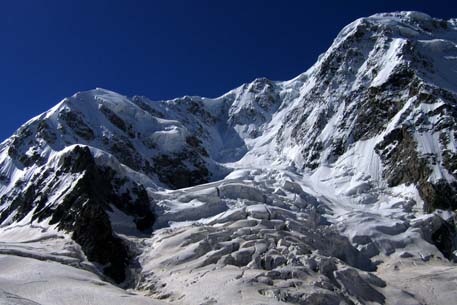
left=1, top=11, right=457, bottom=305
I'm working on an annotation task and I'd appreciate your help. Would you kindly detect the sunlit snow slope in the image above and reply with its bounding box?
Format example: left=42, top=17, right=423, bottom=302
left=1, top=11, right=457, bottom=305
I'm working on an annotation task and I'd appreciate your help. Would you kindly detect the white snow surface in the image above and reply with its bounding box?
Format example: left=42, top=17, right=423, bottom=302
left=0, top=11, right=457, bottom=305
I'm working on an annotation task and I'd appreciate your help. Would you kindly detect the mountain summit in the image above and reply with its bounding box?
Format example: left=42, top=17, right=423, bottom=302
left=1, top=11, right=457, bottom=305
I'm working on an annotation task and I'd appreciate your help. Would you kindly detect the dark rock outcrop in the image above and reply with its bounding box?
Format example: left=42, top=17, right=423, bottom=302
left=0, top=145, right=155, bottom=283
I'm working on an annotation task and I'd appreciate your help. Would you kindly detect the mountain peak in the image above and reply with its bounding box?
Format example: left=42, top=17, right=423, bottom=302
left=335, top=10, right=453, bottom=47
left=369, top=11, right=433, bottom=21
left=1, top=12, right=457, bottom=305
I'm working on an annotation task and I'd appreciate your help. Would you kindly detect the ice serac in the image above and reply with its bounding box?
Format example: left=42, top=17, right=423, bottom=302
left=1, top=11, right=457, bottom=305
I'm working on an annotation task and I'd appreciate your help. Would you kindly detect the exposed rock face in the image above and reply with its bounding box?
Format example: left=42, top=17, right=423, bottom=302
left=0, top=10, right=457, bottom=304
left=375, top=126, right=431, bottom=187
left=432, top=218, right=457, bottom=259
left=152, top=153, right=209, bottom=189
left=419, top=180, right=457, bottom=212
left=0, top=145, right=155, bottom=283
left=270, top=12, right=457, bottom=215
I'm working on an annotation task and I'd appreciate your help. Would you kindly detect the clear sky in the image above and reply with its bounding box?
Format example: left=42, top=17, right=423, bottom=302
left=0, top=0, right=456, bottom=141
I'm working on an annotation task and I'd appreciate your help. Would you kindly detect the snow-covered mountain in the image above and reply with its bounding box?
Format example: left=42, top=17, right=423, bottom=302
left=1, top=11, right=457, bottom=305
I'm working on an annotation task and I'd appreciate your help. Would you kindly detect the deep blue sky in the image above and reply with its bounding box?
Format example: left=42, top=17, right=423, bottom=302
left=1, top=0, right=456, bottom=140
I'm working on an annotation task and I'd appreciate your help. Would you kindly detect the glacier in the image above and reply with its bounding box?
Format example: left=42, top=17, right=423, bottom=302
left=1, top=11, right=457, bottom=305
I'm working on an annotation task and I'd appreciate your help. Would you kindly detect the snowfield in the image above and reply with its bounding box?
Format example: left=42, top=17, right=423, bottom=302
left=1, top=11, right=457, bottom=305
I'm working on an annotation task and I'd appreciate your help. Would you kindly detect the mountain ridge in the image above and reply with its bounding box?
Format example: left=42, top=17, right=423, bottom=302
left=1, top=11, right=457, bottom=305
